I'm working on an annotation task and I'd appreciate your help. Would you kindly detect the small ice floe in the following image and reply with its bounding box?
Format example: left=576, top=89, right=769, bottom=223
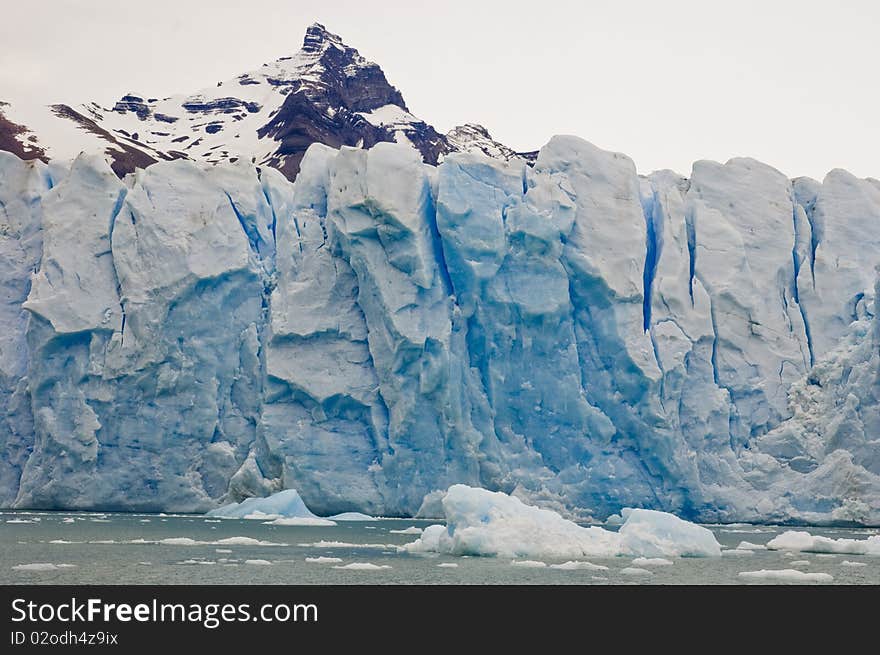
left=815, top=554, right=837, bottom=559
left=49, top=539, right=79, bottom=544
left=297, top=540, right=394, bottom=549
left=738, top=569, right=833, bottom=583
left=841, top=560, right=867, bottom=568
left=389, top=526, right=423, bottom=535
left=332, top=562, right=392, bottom=571
left=139, top=519, right=151, bottom=523
left=150, top=536, right=287, bottom=547
left=13, top=563, right=76, bottom=571
left=305, top=557, right=343, bottom=564
left=6, top=519, right=35, bottom=524
left=178, top=559, right=216, bottom=566
left=548, top=561, right=609, bottom=571
left=89, top=540, right=116, bottom=544
left=138, top=562, right=152, bottom=566
left=722, top=549, right=755, bottom=557
left=631, top=557, right=673, bottom=567
left=511, top=560, right=547, bottom=568
left=215, top=549, right=232, bottom=554
left=263, top=517, right=337, bottom=527
left=619, top=567, right=652, bottom=576
left=331, top=512, right=375, bottom=521
left=203, top=520, right=220, bottom=524
left=61, top=518, right=75, bottom=524
left=244, top=559, right=273, bottom=566
left=766, top=531, right=880, bottom=555
left=736, top=541, right=767, bottom=551
left=217, top=536, right=287, bottom=547
left=604, top=514, right=624, bottom=527
left=789, top=560, right=810, bottom=567
left=437, top=563, right=459, bottom=568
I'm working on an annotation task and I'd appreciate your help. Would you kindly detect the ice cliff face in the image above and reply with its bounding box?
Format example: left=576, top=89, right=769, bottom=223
left=1, top=136, right=878, bottom=524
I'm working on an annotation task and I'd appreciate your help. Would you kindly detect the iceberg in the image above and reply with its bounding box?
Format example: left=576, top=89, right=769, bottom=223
left=208, top=489, right=317, bottom=520
left=403, top=485, right=720, bottom=559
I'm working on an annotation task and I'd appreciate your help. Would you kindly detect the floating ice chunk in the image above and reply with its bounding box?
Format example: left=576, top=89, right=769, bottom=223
left=631, top=557, right=673, bottom=566
left=305, top=556, right=343, bottom=564
left=332, top=563, right=392, bottom=570
left=298, top=540, right=394, bottom=549
left=766, top=531, right=880, bottom=555
left=216, top=549, right=232, bottom=554
left=214, top=537, right=287, bottom=547
left=736, top=541, right=767, bottom=551
left=243, top=512, right=282, bottom=521
left=208, top=489, right=319, bottom=520
left=62, top=518, right=75, bottom=524
left=403, top=485, right=721, bottom=559
left=330, top=512, right=375, bottom=521
left=49, top=539, right=78, bottom=544
left=738, top=569, right=833, bottom=583
left=620, top=567, right=652, bottom=576
left=548, top=561, right=609, bottom=571
left=159, top=537, right=201, bottom=546
left=6, top=519, right=35, bottom=524
left=264, top=517, right=337, bottom=527
left=841, top=560, right=867, bottom=567
left=721, top=549, right=755, bottom=557
left=437, top=563, right=459, bottom=568
left=618, top=508, right=721, bottom=558
left=511, top=560, right=547, bottom=568
left=151, top=536, right=287, bottom=547
left=179, top=559, right=215, bottom=565
left=389, top=526, right=423, bottom=535
left=13, top=563, right=76, bottom=571
left=790, top=560, right=810, bottom=567
left=244, top=559, right=273, bottom=566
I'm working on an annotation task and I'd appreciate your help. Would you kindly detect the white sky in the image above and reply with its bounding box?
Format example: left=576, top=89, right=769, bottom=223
left=1, top=0, right=877, bottom=179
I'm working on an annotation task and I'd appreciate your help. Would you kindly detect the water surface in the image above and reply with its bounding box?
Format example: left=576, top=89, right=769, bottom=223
left=2, top=511, right=877, bottom=584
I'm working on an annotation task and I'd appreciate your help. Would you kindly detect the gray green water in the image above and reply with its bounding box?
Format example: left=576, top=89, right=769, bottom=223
left=2, top=510, right=878, bottom=584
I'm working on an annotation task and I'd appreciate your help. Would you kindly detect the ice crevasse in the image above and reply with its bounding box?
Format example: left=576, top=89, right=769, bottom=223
left=0, top=135, right=879, bottom=524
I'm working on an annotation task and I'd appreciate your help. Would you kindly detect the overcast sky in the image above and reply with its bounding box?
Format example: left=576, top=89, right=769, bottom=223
left=1, top=0, right=877, bottom=179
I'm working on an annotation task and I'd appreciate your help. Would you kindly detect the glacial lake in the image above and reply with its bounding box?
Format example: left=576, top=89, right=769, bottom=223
left=2, top=510, right=878, bottom=585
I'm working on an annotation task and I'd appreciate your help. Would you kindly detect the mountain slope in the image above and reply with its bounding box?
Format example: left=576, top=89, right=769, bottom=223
left=0, top=24, right=531, bottom=180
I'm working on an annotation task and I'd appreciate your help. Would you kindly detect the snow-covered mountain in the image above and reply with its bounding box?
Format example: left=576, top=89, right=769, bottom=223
left=1, top=134, right=878, bottom=525
left=0, top=24, right=530, bottom=179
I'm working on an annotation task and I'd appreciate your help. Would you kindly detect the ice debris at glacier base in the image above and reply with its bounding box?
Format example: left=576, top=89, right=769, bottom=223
left=1, top=134, right=880, bottom=524
left=766, top=531, right=880, bottom=555
left=403, top=485, right=721, bottom=558
left=207, top=488, right=367, bottom=522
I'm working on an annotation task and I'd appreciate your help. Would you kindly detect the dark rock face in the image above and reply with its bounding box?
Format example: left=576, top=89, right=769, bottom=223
left=112, top=95, right=152, bottom=120
left=257, top=24, right=451, bottom=179
left=0, top=103, right=47, bottom=163
left=181, top=98, right=261, bottom=114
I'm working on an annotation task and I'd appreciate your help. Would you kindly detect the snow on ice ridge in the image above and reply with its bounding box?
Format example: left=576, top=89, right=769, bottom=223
left=403, top=485, right=721, bottom=559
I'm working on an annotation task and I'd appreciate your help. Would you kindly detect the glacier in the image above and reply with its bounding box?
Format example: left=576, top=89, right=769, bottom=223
left=0, top=135, right=879, bottom=524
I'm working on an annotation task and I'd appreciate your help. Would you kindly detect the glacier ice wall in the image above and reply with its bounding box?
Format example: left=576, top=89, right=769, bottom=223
left=0, top=138, right=878, bottom=524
